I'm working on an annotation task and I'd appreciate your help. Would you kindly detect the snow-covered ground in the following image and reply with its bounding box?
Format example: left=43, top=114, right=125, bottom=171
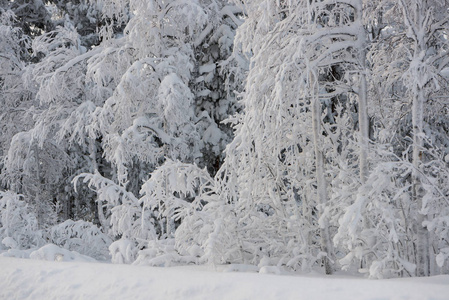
left=1, top=257, right=449, bottom=300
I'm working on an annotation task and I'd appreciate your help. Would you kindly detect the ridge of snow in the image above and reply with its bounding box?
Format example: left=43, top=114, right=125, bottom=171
left=1, top=257, right=449, bottom=300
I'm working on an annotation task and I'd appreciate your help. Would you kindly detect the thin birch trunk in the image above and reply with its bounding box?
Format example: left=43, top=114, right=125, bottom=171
left=90, top=139, right=108, bottom=231
left=401, top=0, right=430, bottom=276
left=355, top=3, right=373, bottom=271
left=413, top=87, right=429, bottom=276
left=311, top=72, right=333, bottom=275
left=358, top=50, right=369, bottom=184
left=34, top=144, right=43, bottom=229
left=355, top=0, right=369, bottom=184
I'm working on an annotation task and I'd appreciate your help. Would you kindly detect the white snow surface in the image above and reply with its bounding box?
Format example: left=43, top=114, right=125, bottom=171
left=1, top=257, right=449, bottom=300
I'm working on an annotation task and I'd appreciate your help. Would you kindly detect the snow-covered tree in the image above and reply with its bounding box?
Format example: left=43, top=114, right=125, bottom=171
left=0, top=9, right=35, bottom=173
left=210, top=0, right=373, bottom=274
left=86, top=0, right=241, bottom=186
left=2, top=20, right=102, bottom=227
left=1, top=0, right=242, bottom=258
left=1, top=0, right=53, bottom=37
left=335, top=0, right=449, bottom=278
left=72, top=0, right=242, bottom=258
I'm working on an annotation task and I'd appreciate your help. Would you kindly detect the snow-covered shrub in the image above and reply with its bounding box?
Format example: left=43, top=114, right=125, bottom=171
left=30, top=244, right=96, bottom=262
left=135, top=159, right=216, bottom=266
left=109, top=239, right=138, bottom=264
left=170, top=166, right=252, bottom=266
left=133, top=239, right=195, bottom=267
left=140, top=160, right=213, bottom=238
left=0, top=191, right=43, bottom=251
left=334, top=157, right=417, bottom=278
left=49, top=220, right=112, bottom=260
left=74, top=171, right=158, bottom=261
left=335, top=141, right=449, bottom=278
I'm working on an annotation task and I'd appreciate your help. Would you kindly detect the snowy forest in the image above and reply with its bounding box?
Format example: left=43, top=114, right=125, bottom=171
left=1, top=0, right=449, bottom=280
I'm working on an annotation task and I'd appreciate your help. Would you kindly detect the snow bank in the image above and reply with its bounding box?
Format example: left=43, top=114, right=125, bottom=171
left=1, top=248, right=35, bottom=259
left=29, top=244, right=96, bottom=262
left=1, top=257, right=449, bottom=300
left=1, top=243, right=97, bottom=262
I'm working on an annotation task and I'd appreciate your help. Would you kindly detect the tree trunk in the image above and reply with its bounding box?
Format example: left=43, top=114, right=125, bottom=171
left=357, top=37, right=369, bottom=184
left=311, top=74, right=333, bottom=274
left=34, top=144, right=43, bottom=229
left=406, top=0, right=430, bottom=276
left=413, top=87, right=429, bottom=277
left=355, top=0, right=369, bottom=184
left=90, top=139, right=108, bottom=231
left=355, top=3, right=373, bottom=270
